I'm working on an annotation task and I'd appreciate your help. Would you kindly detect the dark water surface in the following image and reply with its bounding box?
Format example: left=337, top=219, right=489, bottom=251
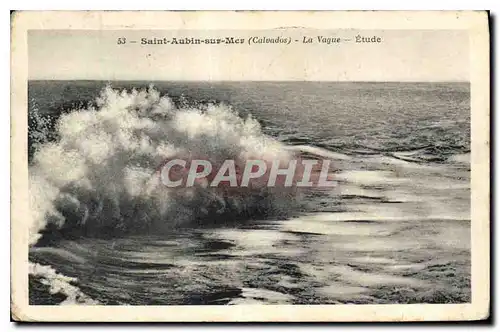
left=28, top=81, right=471, bottom=305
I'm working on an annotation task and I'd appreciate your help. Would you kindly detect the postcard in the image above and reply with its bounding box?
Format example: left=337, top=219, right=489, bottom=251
left=11, top=10, right=490, bottom=322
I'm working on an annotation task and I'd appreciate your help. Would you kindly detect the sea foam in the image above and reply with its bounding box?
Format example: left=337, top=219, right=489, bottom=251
left=29, top=85, right=298, bottom=245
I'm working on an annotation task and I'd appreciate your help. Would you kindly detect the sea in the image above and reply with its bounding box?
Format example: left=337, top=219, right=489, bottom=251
left=27, top=81, right=471, bottom=305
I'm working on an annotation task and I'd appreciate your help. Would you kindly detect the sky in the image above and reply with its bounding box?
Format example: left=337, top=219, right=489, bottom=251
left=28, top=29, right=469, bottom=81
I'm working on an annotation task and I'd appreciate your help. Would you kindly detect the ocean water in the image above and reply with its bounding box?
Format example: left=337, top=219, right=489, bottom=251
left=28, top=81, right=471, bottom=305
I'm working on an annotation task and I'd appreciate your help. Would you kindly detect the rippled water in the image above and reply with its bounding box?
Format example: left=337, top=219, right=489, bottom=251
left=28, top=81, right=470, bottom=305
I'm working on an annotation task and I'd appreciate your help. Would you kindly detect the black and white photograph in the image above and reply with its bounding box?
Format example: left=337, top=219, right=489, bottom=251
left=11, top=11, right=490, bottom=322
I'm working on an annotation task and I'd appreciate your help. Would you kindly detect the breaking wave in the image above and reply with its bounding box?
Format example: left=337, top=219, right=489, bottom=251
left=29, top=86, right=301, bottom=246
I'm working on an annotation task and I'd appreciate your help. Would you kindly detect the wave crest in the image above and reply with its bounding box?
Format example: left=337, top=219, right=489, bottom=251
left=29, top=85, right=298, bottom=245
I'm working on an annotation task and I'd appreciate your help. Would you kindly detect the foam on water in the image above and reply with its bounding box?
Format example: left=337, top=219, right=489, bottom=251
left=29, top=263, right=99, bottom=305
